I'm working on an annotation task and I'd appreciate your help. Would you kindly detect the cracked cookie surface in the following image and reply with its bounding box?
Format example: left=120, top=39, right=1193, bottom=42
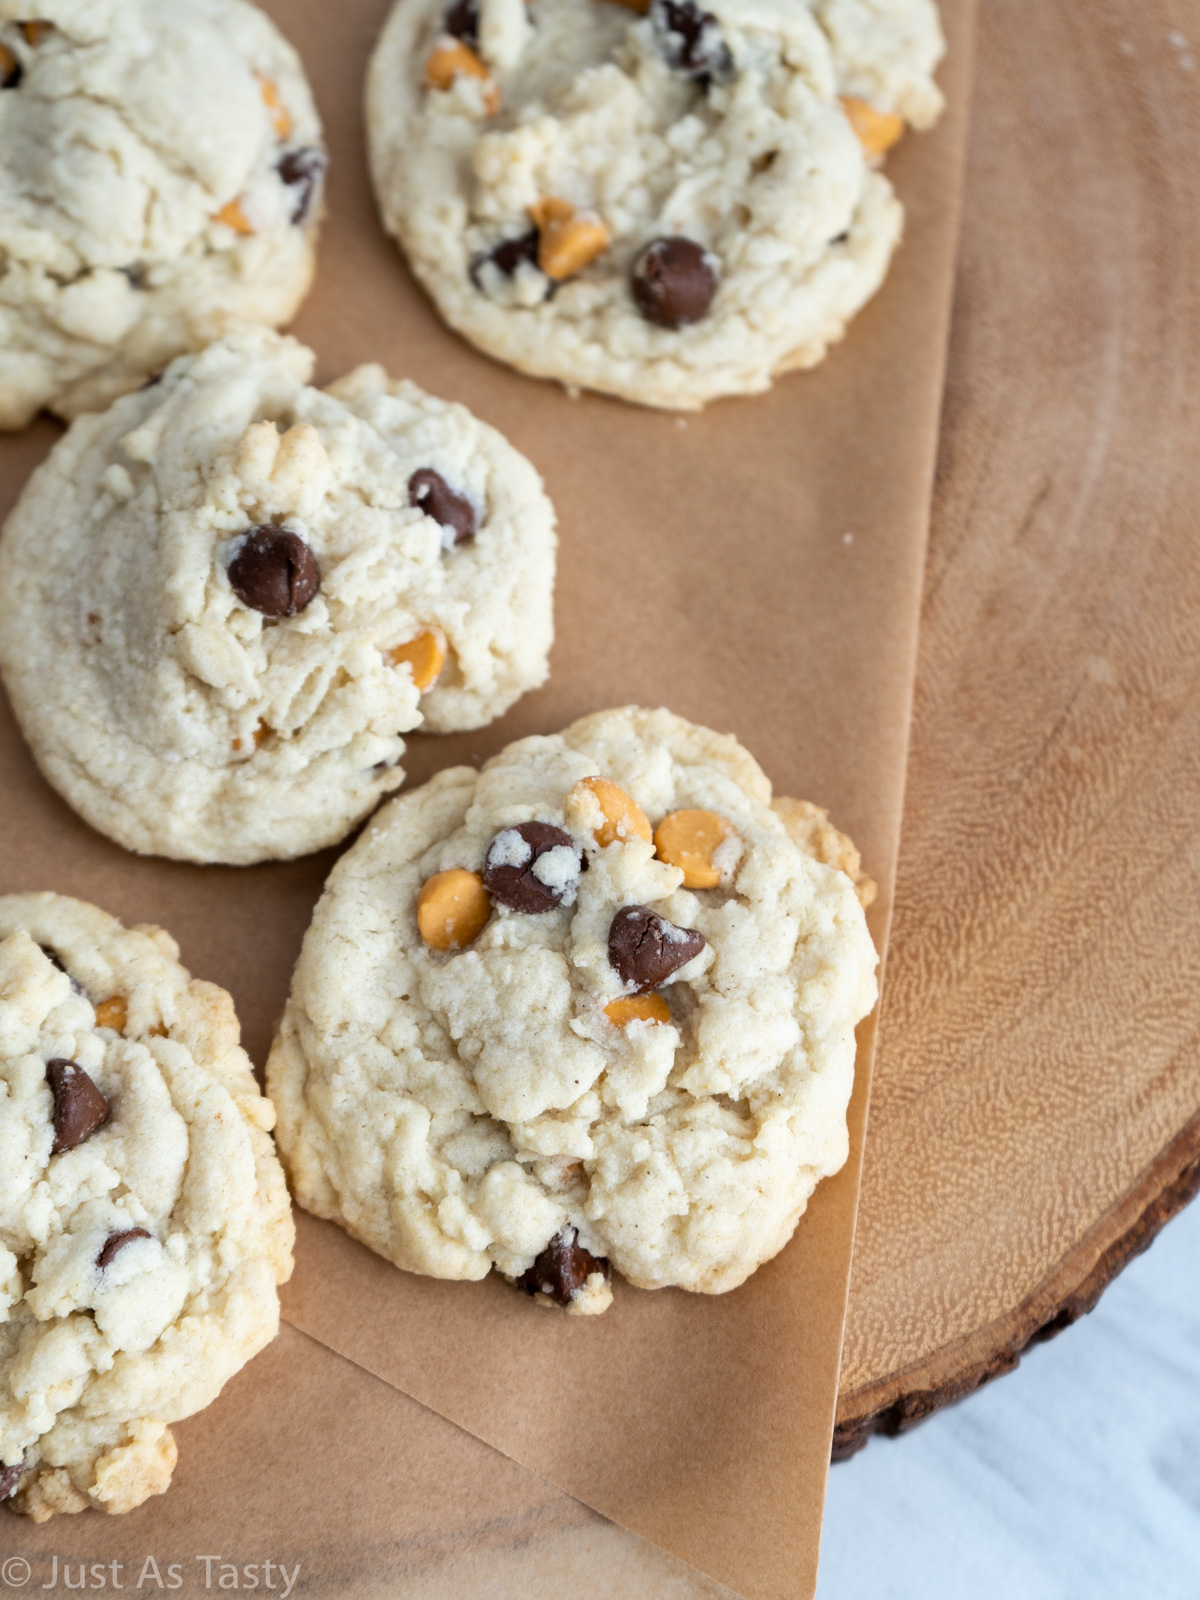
left=367, top=0, right=942, bottom=408
left=0, top=326, right=557, bottom=863
left=0, top=0, right=325, bottom=428
left=267, top=707, right=878, bottom=1310
left=0, top=892, right=293, bottom=1521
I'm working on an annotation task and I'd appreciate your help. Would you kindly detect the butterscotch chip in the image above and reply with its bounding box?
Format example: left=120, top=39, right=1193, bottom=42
left=417, top=868, right=491, bottom=949
left=257, top=74, right=293, bottom=139
left=18, top=20, right=54, bottom=45
left=605, top=993, right=670, bottom=1026
left=389, top=629, right=445, bottom=690
left=424, top=38, right=499, bottom=111
left=654, top=808, right=734, bottom=888
left=840, top=95, right=905, bottom=158
left=529, top=197, right=610, bottom=281
left=0, top=43, right=21, bottom=87
left=573, top=775, right=652, bottom=847
left=213, top=198, right=256, bottom=236
left=93, top=995, right=128, bottom=1032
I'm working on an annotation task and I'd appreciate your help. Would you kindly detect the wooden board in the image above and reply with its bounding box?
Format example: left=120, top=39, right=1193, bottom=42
left=834, top=0, right=1200, bottom=1454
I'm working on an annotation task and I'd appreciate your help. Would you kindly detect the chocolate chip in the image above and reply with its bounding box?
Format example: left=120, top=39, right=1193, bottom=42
left=38, top=944, right=85, bottom=995
left=277, top=146, right=327, bottom=224
left=444, top=0, right=479, bottom=47
left=631, top=237, right=717, bottom=328
left=46, top=1059, right=110, bottom=1155
left=409, top=468, right=478, bottom=545
left=96, top=1228, right=151, bottom=1270
left=607, top=905, right=706, bottom=993
left=469, top=228, right=541, bottom=291
left=38, top=943, right=66, bottom=973
left=482, top=822, right=581, bottom=913
left=228, top=525, right=320, bottom=618
left=516, top=1227, right=609, bottom=1306
left=0, top=45, right=23, bottom=89
left=650, top=0, right=732, bottom=87
left=0, top=1459, right=24, bottom=1501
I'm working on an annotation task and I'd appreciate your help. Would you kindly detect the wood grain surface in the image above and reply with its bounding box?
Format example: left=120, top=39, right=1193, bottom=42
left=835, top=0, right=1200, bottom=1450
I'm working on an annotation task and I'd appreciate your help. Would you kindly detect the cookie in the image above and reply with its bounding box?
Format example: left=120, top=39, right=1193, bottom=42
left=366, top=0, right=941, bottom=408
left=0, top=0, right=326, bottom=429
left=0, top=892, right=293, bottom=1521
left=0, top=326, right=557, bottom=864
left=267, top=707, right=878, bottom=1312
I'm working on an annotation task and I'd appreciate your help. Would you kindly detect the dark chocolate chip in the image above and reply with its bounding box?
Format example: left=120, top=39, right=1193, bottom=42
left=516, top=1227, right=609, bottom=1306
left=228, top=525, right=320, bottom=618
left=38, top=944, right=84, bottom=995
left=607, top=904, right=706, bottom=993
left=443, top=0, right=479, bottom=47
left=469, top=227, right=541, bottom=291
left=46, top=1059, right=110, bottom=1155
left=408, top=468, right=478, bottom=545
left=96, top=1228, right=151, bottom=1270
left=482, top=821, right=581, bottom=913
left=277, top=146, right=327, bottom=224
left=631, top=236, right=717, bottom=329
left=0, top=1458, right=24, bottom=1501
left=0, top=45, right=23, bottom=89
left=649, top=0, right=732, bottom=87
left=38, top=943, right=67, bottom=974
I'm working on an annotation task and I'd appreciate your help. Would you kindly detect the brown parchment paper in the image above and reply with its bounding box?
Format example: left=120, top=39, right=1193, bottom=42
left=0, top=0, right=975, bottom=1594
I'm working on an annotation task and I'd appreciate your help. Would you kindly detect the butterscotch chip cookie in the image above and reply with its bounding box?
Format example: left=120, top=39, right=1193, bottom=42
left=0, top=326, right=557, bottom=864
left=366, top=0, right=942, bottom=409
left=0, top=892, right=293, bottom=1521
left=0, top=0, right=326, bottom=429
left=267, top=707, right=878, bottom=1311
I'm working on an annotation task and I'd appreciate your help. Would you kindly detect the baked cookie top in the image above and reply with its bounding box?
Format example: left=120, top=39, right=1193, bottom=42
left=0, top=326, right=557, bottom=864
left=367, top=0, right=940, bottom=409
left=0, top=0, right=325, bottom=428
left=267, top=707, right=878, bottom=1312
left=0, top=892, right=293, bottom=1522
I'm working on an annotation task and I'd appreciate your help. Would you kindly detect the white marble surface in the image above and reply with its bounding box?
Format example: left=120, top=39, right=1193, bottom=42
left=818, top=1199, right=1200, bottom=1600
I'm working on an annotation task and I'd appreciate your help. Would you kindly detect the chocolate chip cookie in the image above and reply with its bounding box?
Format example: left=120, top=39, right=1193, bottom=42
left=0, top=326, right=557, bottom=863
left=267, top=707, right=878, bottom=1312
left=0, top=892, right=293, bottom=1521
left=0, top=0, right=326, bottom=429
left=367, top=0, right=943, bottom=408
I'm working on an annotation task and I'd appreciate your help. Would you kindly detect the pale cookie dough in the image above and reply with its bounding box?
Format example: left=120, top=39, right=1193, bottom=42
left=0, top=892, right=293, bottom=1521
left=366, top=0, right=941, bottom=408
left=0, top=0, right=326, bottom=429
left=0, top=326, right=557, bottom=864
left=268, top=706, right=878, bottom=1311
